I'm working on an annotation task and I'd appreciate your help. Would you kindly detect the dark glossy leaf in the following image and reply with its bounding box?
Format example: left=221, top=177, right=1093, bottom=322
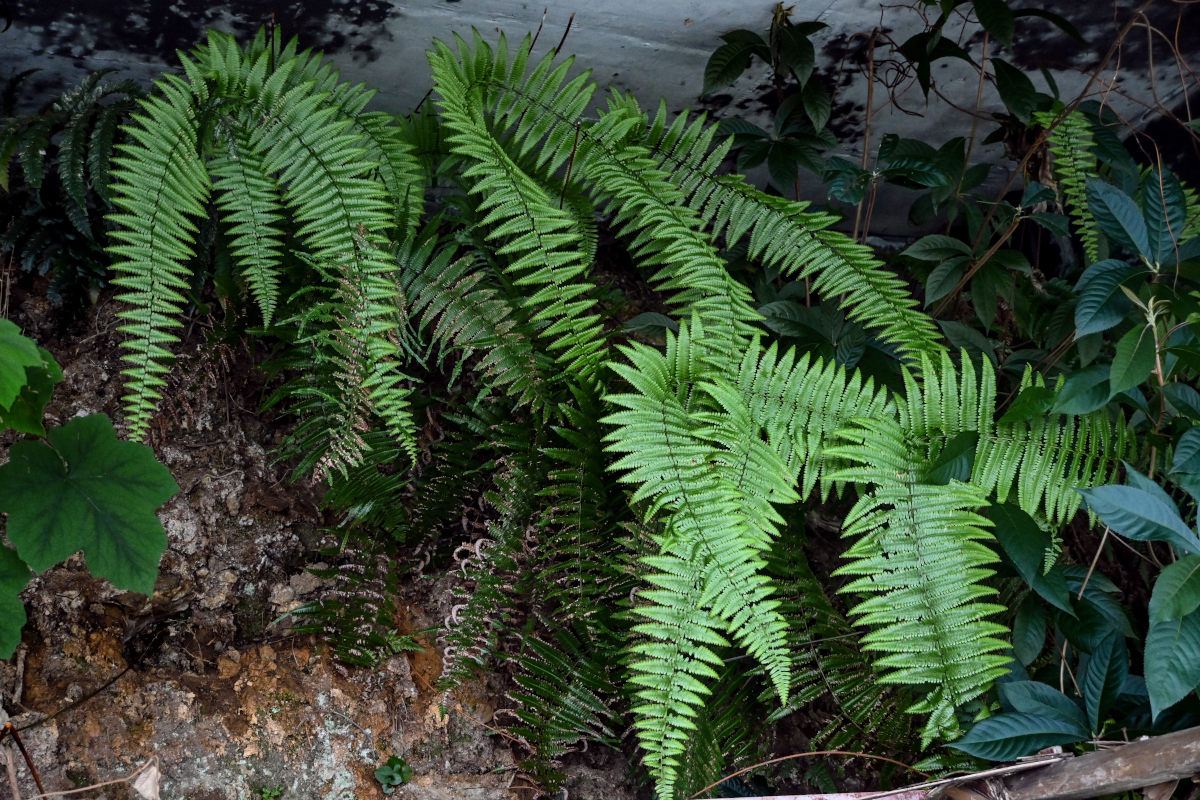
left=1145, top=608, right=1200, bottom=718
left=1088, top=180, right=1150, bottom=259
left=952, top=712, right=1087, bottom=760
left=939, top=320, right=997, bottom=365
left=988, top=501, right=1072, bottom=613
left=1080, top=631, right=1127, bottom=730
left=0, top=318, right=42, bottom=410
left=0, top=346, right=62, bottom=436
left=999, top=385, right=1055, bottom=424
left=1030, top=212, right=1071, bottom=237
left=1141, top=165, right=1188, bottom=265
left=926, top=431, right=979, bottom=484
left=1172, top=428, right=1200, bottom=475
left=716, top=117, right=769, bottom=140
left=1051, top=364, right=1109, bottom=415
left=924, top=256, right=968, bottom=306
left=1073, top=259, right=1142, bottom=337
left=1013, top=595, right=1047, bottom=666
left=1013, top=8, right=1086, bottom=44
left=776, top=26, right=816, bottom=84
left=1108, top=325, right=1157, bottom=397
left=902, top=234, right=972, bottom=261
left=0, top=414, right=177, bottom=593
left=824, top=157, right=872, bottom=203
left=1164, top=382, right=1200, bottom=421
left=992, top=58, right=1037, bottom=124
left=1020, top=181, right=1056, bottom=208
left=973, top=0, right=1015, bottom=45
left=1077, top=482, right=1198, bottom=556
left=1151, top=555, right=1200, bottom=624
left=623, top=312, right=679, bottom=334
left=801, top=78, right=831, bottom=131
left=999, top=681, right=1086, bottom=726
left=704, top=39, right=759, bottom=94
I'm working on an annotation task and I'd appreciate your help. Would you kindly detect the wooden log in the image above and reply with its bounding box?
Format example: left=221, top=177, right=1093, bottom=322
left=1000, top=726, right=1200, bottom=800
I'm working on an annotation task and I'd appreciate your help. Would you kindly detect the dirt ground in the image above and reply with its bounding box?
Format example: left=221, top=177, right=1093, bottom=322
left=0, top=291, right=644, bottom=800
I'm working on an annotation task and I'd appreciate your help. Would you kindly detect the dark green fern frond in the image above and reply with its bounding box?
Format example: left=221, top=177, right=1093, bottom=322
left=395, top=236, right=556, bottom=408
left=975, top=367, right=1131, bottom=523
left=605, top=319, right=795, bottom=798
left=209, top=122, right=287, bottom=324
left=633, top=101, right=945, bottom=362
left=107, top=74, right=211, bottom=436
left=506, top=626, right=622, bottom=779
left=429, top=33, right=608, bottom=389
left=766, top=537, right=914, bottom=752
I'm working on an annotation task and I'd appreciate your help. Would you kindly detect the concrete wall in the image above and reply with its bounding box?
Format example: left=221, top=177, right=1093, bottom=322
left=3, top=1, right=1197, bottom=231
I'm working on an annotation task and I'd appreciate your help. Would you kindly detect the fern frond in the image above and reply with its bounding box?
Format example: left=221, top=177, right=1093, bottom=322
left=635, top=101, right=946, bottom=361
left=1035, top=106, right=1102, bottom=264
left=396, top=236, right=556, bottom=408
left=829, top=413, right=1009, bottom=745
left=107, top=74, right=210, bottom=436
left=209, top=121, right=287, bottom=324
left=429, top=33, right=608, bottom=389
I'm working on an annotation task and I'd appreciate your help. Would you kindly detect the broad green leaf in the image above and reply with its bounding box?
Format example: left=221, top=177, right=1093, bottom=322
left=0, top=346, right=62, bottom=436
left=926, top=431, right=979, bottom=484
left=902, top=234, right=972, bottom=261
left=800, top=78, right=831, bottom=131
left=973, top=0, right=1015, bottom=45
left=1012, top=595, right=1047, bottom=665
left=952, top=712, right=1087, bottom=761
left=777, top=25, right=817, bottom=85
left=0, top=546, right=31, bottom=659
left=623, top=312, right=679, bottom=334
left=1164, top=382, right=1200, bottom=421
left=1141, top=165, right=1188, bottom=265
left=1150, top=555, right=1200, bottom=623
left=1020, top=181, right=1056, bottom=208
left=924, top=256, right=968, bottom=306
left=1074, top=259, right=1142, bottom=337
left=1088, top=180, right=1150, bottom=259
left=1077, top=483, right=1199, bottom=556
left=999, top=681, right=1086, bottom=726
left=1051, top=364, right=1109, bottom=415
left=939, top=320, right=997, bottom=365
left=992, top=58, right=1037, bottom=124
left=0, top=318, right=42, bottom=410
left=704, top=38, right=759, bottom=94
left=998, top=385, right=1055, bottom=424
left=0, top=414, right=178, bottom=594
left=1172, top=428, right=1200, bottom=475
left=1030, top=212, right=1071, bottom=237
left=1145, top=608, right=1200, bottom=718
left=1108, top=325, right=1157, bottom=397
left=1013, top=7, right=1085, bottom=44
left=824, top=158, right=872, bottom=203
left=1080, top=631, right=1127, bottom=730
left=988, top=502, right=1072, bottom=614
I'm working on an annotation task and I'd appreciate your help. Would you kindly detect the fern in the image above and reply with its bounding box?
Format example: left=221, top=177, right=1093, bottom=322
left=1035, top=106, right=1102, bottom=264
left=107, top=30, right=420, bottom=473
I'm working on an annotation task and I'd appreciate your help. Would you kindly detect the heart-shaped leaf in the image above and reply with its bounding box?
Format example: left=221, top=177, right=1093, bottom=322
left=0, top=546, right=31, bottom=659
left=0, top=414, right=178, bottom=594
left=0, top=318, right=42, bottom=410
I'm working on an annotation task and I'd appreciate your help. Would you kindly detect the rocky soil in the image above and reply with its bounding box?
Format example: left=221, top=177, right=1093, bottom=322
left=0, top=292, right=642, bottom=800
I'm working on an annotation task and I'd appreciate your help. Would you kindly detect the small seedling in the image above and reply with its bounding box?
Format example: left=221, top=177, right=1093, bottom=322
left=253, top=787, right=283, bottom=800
left=373, top=756, right=413, bottom=794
